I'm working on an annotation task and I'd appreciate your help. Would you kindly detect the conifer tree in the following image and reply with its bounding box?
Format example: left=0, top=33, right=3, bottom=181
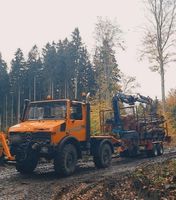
left=42, top=42, right=57, bottom=98
left=70, top=28, right=96, bottom=99
left=93, top=17, right=122, bottom=104
left=9, top=48, right=26, bottom=122
left=0, top=53, right=9, bottom=129
left=26, top=45, right=43, bottom=100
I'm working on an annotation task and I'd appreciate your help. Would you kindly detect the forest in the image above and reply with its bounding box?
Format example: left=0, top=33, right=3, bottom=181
left=0, top=18, right=123, bottom=131
left=1, top=1, right=176, bottom=199
left=0, top=5, right=176, bottom=138
left=0, top=28, right=97, bottom=129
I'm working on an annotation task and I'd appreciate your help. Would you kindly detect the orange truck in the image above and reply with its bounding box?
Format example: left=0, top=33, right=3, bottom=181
left=0, top=94, right=119, bottom=176
left=0, top=93, right=169, bottom=176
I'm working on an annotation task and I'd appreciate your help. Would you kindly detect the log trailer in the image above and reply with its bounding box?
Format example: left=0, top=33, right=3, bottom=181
left=0, top=93, right=169, bottom=176
left=101, top=93, right=169, bottom=157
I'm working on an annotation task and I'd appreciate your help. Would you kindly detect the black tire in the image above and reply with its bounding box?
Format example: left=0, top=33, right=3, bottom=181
left=54, top=144, right=77, bottom=177
left=16, top=153, right=38, bottom=174
left=120, top=150, right=129, bottom=158
left=93, top=143, right=112, bottom=169
left=128, top=145, right=138, bottom=158
left=0, top=153, right=5, bottom=165
left=146, top=144, right=158, bottom=157
left=157, top=143, right=164, bottom=156
left=152, top=144, right=158, bottom=157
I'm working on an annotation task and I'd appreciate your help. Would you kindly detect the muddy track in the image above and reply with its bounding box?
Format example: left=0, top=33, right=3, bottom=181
left=0, top=148, right=176, bottom=200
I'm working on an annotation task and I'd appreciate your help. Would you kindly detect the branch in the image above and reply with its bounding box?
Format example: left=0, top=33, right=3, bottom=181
left=162, top=2, right=176, bottom=50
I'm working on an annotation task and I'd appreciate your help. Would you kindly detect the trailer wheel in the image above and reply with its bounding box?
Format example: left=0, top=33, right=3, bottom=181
left=16, top=153, right=38, bottom=174
left=93, top=143, right=112, bottom=169
left=129, top=145, right=138, bottom=157
left=157, top=143, right=164, bottom=156
left=119, top=150, right=129, bottom=157
left=54, top=143, right=77, bottom=176
left=147, top=144, right=158, bottom=157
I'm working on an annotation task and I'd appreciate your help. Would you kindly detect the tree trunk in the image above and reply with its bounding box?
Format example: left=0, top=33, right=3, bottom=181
left=33, top=76, right=36, bottom=101
left=64, top=80, right=67, bottom=99
left=17, top=87, right=21, bottom=123
left=5, top=95, right=7, bottom=129
left=160, top=64, right=166, bottom=113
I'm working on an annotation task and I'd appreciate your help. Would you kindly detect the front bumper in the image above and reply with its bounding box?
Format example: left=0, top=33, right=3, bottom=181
left=9, top=132, right=53, bottom=159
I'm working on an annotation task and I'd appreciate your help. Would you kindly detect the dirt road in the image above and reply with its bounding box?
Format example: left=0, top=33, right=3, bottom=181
left=0, top=148, right=176, bottom=200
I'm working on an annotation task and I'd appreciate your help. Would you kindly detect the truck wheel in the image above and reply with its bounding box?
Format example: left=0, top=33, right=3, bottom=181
left=0, top=153, right=5, bottom=165
left=93, top=143, right=112, bottom=169
left=157, top=143, right=164, bottom=156
left=54, top=144, right=77, bottom=176
left=16, top=153, right=38, bottom=174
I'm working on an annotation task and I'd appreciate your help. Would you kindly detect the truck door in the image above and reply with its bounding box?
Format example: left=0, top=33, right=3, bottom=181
left=69, top=102, right=86, bottom=141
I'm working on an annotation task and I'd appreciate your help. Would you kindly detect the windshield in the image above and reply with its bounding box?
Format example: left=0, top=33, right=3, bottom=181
left=27, top=101, right=67, bottom=120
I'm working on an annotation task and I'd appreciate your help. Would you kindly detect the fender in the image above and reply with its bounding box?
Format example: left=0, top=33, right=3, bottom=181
left=99, top=139, right=114, bottom=154
left=57, top=136, right=82, bottom=159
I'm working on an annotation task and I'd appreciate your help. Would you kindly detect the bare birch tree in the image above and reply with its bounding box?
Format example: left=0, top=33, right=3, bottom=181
left=120, top=72, right=140, bottom=94
left=142, top=0, right=176, bottom=112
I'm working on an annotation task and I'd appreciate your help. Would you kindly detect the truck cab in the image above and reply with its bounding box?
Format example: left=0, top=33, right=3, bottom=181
left=9, top=99, right=87, bottom=145
left=8, top=99, right=91, bottom=176
left=7, top=97, right=113, bottom=176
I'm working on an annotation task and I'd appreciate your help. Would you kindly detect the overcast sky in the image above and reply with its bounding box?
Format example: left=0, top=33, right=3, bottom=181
left=0, top=0, right=176, bottom=99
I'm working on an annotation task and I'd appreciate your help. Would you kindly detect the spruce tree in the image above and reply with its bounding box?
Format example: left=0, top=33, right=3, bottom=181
left=93, top=17, right=122, bottom=104
left=70, top=28, right=96, bottom=99
left=0, top=53, right=9, bottom=129
left=42, top=42, right=57, bottom=98
left=26, top=45, right=43, bottom=100
left=9, top=48, right=26, bottom=122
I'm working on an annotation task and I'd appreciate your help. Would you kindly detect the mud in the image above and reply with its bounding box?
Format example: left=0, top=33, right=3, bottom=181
left=0, top=147, right=176, bottom=200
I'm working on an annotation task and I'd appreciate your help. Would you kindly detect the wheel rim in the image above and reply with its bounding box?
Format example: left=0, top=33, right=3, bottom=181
left=154, top=146, right=158, bottom=156
left=160, top=146, right=164, bottom=154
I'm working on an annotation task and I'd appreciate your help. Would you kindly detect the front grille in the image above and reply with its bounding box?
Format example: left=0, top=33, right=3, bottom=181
left=31, top=132, right=51, bottom=142
left=9, top=132, right=51, bottom=143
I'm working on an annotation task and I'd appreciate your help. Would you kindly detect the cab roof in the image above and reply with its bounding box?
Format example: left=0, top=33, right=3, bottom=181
left=30, top=99, right=85, bottom=105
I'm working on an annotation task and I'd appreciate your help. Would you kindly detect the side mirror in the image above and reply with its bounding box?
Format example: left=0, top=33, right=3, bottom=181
left=21, top=99, right=30, bottom=121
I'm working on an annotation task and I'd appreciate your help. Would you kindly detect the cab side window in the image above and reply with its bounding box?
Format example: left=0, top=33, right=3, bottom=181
left=70, top=103, right=82, bottom=120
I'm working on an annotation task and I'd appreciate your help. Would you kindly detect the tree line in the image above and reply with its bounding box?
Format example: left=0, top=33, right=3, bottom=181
left=2, top=0, right=176, bottom=132
left=0, top=19, right=123, bottom=130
